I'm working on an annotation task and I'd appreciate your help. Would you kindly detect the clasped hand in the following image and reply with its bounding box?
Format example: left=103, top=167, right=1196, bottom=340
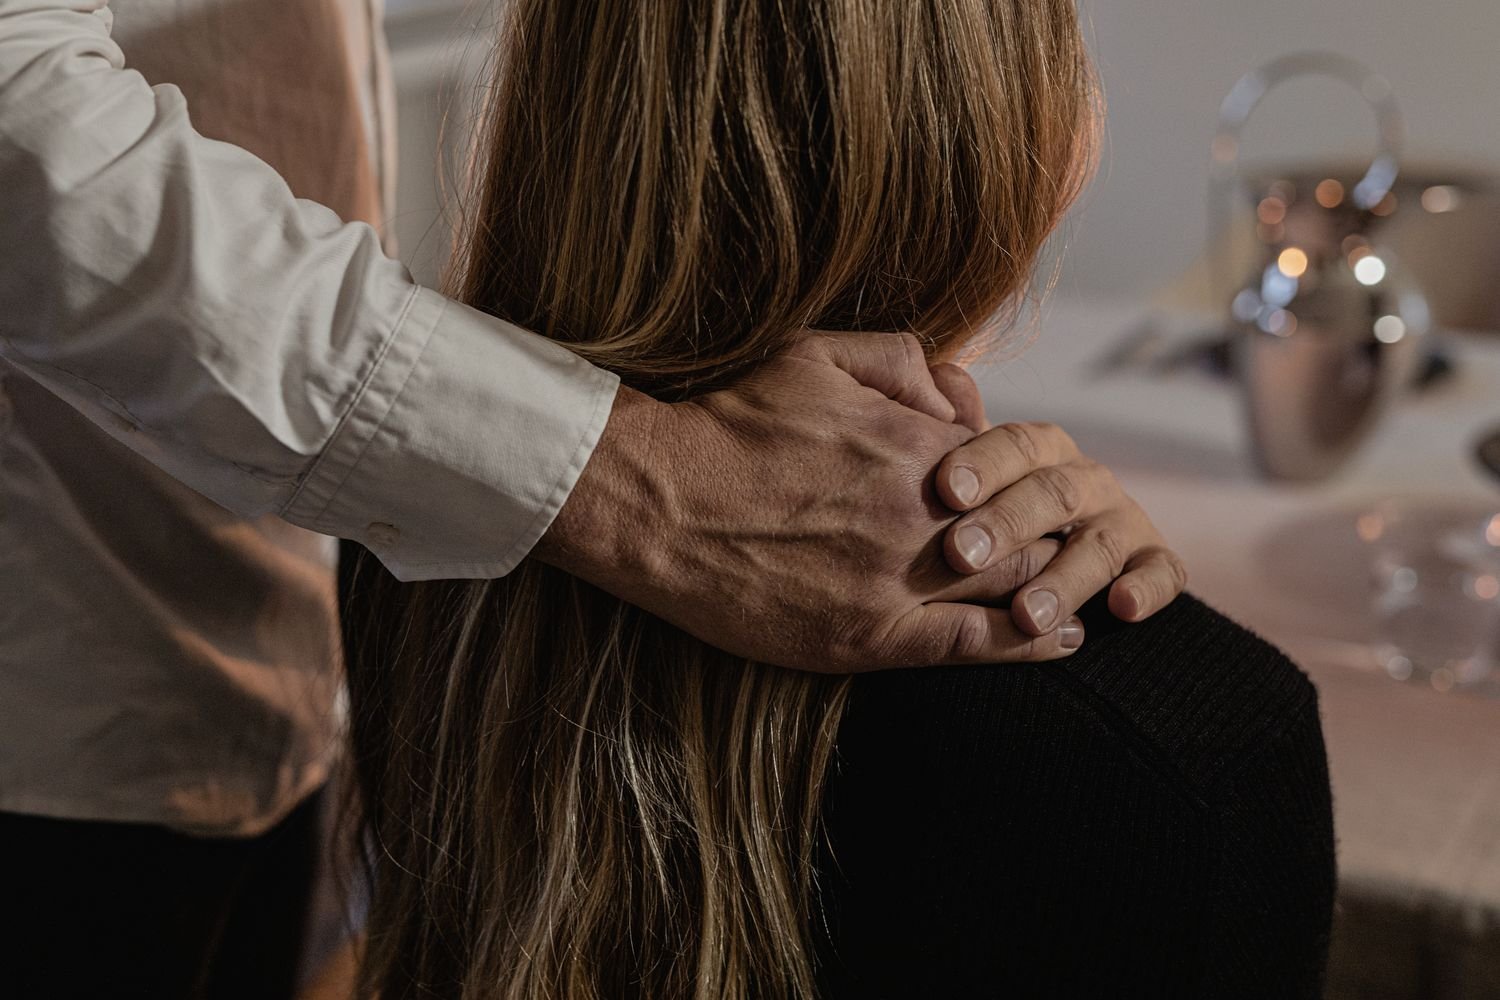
left=538, top=332, right=1188, bottom=673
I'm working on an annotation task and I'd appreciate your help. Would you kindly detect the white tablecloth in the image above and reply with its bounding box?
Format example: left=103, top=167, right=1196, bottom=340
left=973, top=301, right=1500, bottom=999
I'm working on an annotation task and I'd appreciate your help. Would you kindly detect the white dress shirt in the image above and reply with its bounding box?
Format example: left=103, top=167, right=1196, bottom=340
left=0, top=0, right=620, bottom=834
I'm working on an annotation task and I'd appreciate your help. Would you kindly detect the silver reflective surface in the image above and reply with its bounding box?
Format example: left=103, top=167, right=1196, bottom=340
left=1359, top=500, right=1500, bottom=693
left=1212, top=53, right=1428, bottom=481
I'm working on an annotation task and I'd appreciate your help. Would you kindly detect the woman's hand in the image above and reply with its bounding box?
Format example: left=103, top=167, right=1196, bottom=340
left=930, top=363, right=1189, bottom=637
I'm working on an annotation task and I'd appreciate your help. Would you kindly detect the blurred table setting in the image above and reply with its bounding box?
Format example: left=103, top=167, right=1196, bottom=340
left=974, top=298, right=1500, bottom=998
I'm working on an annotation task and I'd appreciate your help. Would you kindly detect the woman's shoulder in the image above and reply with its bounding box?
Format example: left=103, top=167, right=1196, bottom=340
left=840, top=592, right=1318, bottom=794
left=1063, top=592, right=1318, bottom=786
left=820, top=596, right=1328, bottom=995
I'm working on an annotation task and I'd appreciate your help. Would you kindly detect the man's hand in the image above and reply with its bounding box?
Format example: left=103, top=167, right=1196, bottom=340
left=534, top=334, right=1085, bottom=673
left=928, top=364, right=1188, bottom=638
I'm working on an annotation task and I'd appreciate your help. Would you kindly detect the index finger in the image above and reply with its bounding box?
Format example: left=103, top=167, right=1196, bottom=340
left=934, top=421, right=1081, bottom=512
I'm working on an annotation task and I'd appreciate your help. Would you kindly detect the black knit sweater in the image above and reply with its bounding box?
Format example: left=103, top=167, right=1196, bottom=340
left=814, top=593, right=1336, bottom=999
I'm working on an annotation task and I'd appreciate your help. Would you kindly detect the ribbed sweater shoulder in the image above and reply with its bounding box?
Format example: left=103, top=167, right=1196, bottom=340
left=1040, top=590, right=1319, bottom=792
left=814, top=593, right=1335, bottom=999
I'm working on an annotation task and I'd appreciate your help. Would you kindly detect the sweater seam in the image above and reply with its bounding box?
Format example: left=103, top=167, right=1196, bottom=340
left=1047, top=659, right=1320, bottom=796
left=1040, top=667, right=1215, bottom=815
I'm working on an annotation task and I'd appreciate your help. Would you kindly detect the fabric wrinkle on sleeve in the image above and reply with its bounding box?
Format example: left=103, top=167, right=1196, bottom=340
left=0, top=0, right=619, bottom=580
left=286, top=289, right=620, bottom=580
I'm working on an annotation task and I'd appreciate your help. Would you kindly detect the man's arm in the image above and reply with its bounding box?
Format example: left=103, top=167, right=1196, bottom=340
left=0, top=1, right=1184, bottom=669
left=0, top=0, right=618, bottom=579
left=535, top=336, right=1104, bottom=671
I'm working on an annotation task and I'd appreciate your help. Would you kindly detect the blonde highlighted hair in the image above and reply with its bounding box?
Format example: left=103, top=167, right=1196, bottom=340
left=344, top=1, right=1096, bottom=997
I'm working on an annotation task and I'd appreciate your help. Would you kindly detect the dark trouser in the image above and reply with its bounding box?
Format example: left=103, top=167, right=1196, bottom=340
left=2, top=788, right=323, bottom=1000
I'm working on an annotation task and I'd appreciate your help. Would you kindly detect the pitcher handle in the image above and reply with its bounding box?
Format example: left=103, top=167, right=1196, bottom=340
left=1212, top=51, right=1403, bottom=210
left=1207, top=51, right=1404, bottom=305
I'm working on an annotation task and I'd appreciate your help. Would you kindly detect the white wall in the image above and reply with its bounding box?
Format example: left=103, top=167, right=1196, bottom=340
left=384, top=0, right=494, bottom=287
left=385, top=1, right=1500, bottom=296
left=1063, top=0, right=1500, bottom=296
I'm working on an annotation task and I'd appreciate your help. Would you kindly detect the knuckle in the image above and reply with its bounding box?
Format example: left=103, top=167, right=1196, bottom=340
left=998, top=422, right=1043, bottom=468
left=1088, top=526, right=1129, bottom=575
left=1012, top=552, right=1042, bottom=591
left=989, top=552, right=1031, bottom=593
left=1011, top=633, right=1052, bottom=663
left=866, top=609, right=935, bottom=669
left=1009, top=544, right=1053, bottom=591
left=987, top=502, right=1031, bottom=548
left=1026, top=542, right=1058, bottom=584
left=876, top=335, right=922, bottom=399
left=1035, top=465, right=1083, bottom=520
left=883, top=333, right=920, bottom=375
left=1165, top=550, right=1190, bottom=590
left=796, top=334, right=834, bottom=361
left=949, top=608, right=991, bottom=661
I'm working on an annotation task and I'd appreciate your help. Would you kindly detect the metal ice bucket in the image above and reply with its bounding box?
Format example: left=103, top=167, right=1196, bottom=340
left=1211, top=52, right=1429, bottom=482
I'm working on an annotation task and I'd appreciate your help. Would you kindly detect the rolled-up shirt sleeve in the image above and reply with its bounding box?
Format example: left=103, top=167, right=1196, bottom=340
left=0, top=0, right=619, bottom=579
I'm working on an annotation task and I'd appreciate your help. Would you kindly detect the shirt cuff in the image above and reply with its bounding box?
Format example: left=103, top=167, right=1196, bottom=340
left=284, top=286, right=620, bottom=580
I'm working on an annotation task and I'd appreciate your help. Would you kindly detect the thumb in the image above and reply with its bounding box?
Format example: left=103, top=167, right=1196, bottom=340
left=800, top=331, right=957, bottom=423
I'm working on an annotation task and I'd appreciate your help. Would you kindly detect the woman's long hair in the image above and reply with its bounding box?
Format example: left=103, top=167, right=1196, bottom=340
left=343, top=2, right=1095, bottom=997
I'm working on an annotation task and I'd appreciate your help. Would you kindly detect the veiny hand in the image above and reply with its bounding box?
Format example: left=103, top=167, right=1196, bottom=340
left=535, top=333, right=1086, bottom=673
left=928, top=363, right=1189, bottom=639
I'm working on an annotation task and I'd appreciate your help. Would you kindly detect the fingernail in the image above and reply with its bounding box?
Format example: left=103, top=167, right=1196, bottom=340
left=1023, top=589, right=1059, bottom=631
left=949, top=466, right=981, bottom=507
left=955, top=523, right=992, bottom=569
left=1124, top=586, right=1143, bottom=618
left=1060, top=617, right=1085, bottom=649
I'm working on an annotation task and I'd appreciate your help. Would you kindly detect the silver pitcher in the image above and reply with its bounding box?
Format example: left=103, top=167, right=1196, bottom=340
left=1211, top=52, right=1429, bottom=482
